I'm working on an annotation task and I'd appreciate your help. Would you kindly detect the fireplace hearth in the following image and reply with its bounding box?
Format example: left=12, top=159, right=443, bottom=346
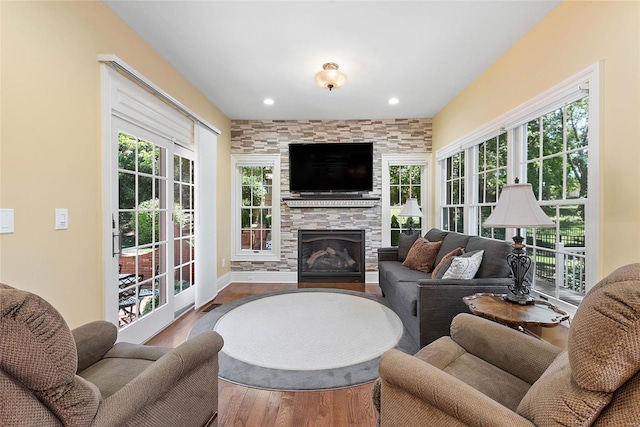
left=298, top=230, right=365, bottom=284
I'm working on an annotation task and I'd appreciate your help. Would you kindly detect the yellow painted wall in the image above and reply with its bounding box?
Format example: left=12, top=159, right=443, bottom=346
left=433, top=1, right=640, bottom=279
left=0, top=1, right=231, bottom=328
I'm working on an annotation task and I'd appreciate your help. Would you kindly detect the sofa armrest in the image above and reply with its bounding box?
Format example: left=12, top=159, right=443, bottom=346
left=416, top=279, right=512, bottom=347
left=72, top=321, right=117, bottom=373
left=450, top=313, right=562, bottom=385
left=378, top=247, right=399, bottom=262
left=379, top=349, right=535, bottom=427
left=93, top=330, right=224, bottom=426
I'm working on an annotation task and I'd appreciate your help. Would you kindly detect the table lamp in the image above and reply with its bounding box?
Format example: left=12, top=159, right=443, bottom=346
left=399, top=198, right=422, bottom=234
left=483, top=179, right=555, bottom=305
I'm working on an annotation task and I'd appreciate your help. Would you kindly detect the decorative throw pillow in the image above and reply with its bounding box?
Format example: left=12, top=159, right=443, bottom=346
left=402, top=238, right=442, bottom=273
left=442, top=250, right=484, bottom=280
left=397, top=232, right=420, bottom=262
left=432, top=247, right=465, bottom=278
left=435, top=249, right=479, bottom=279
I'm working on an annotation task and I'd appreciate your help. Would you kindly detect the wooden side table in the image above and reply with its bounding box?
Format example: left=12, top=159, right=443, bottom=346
left=462, top=292, right=570, bottom=334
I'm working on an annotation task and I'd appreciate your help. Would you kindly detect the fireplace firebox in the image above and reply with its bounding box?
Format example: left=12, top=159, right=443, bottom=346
left=298, top=230, right=365, bottom=284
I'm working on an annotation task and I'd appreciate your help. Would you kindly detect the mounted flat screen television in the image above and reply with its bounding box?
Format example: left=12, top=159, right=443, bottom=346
left=289, top=142, right=373, bottom=193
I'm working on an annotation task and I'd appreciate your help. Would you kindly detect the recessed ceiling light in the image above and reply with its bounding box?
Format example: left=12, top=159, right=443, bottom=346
left=263, top=98, right=274, bottom=105
left=388, top=98, right=399, bottom=105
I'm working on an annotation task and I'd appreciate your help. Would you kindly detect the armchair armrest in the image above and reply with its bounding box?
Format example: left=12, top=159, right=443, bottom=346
left=72, top=321, right=117, bottom=373
left=378, top=247, right=399, bottom=262
left=93, top=330, right=224, bottom=426
left=450, top=313, right=562, bottom=385
left=379, top=349, right=534, bottom=427
left=417, top=279, right=512, bottom=347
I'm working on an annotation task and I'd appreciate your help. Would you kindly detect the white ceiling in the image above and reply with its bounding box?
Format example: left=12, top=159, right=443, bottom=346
left=103, top=1, right=560, bottom=121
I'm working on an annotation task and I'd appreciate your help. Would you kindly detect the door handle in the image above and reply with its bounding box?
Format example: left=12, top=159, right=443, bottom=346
left=112, top=232, right=121, bottom=257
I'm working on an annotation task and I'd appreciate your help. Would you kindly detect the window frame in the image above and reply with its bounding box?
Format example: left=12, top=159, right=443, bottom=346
left=438, top=150, right=467, bottom=234
left=231, top=154, right=281, bottom=261
left=435, top=63, right=600, bottom=311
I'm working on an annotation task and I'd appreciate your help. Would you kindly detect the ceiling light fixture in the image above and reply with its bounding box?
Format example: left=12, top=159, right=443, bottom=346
left=314, top=62, right=347, bottom=91
left=263, top=98, right=274, bottom=105
left=388, top=98, right=399, bottom=105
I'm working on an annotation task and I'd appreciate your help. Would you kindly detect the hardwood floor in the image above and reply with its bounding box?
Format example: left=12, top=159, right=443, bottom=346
left=146, top=283, right=383, bottom=427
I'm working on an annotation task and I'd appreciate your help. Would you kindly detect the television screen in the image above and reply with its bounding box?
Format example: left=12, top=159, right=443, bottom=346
left=289, top=142, right=373, bottom=193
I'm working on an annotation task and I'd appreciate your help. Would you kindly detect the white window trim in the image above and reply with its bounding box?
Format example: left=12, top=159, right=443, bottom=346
left=231, top=154, right=281, bottom=261
left=435, top=62, right=601, bottom=308
left=435, top=151, right=468, bottom=234
left=381, top=154, right=432, bottom=246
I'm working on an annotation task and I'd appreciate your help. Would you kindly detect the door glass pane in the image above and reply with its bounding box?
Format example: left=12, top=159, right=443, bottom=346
left=119, top=173, right=135, bottom=209
left=173, top=153, right=195, bottom=296
left=118, top=132, right=169, bottom=328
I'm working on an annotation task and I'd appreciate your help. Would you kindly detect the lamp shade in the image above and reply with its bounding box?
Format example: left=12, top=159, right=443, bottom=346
left=399, top=198, right=423, bottom=217
left=483, top=183, right=555, bottom=228
left=314, top=63, right=347, bottom=91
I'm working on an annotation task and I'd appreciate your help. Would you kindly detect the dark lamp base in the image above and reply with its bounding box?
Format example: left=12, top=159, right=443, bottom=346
left=504, top=292, right=535, bottom=305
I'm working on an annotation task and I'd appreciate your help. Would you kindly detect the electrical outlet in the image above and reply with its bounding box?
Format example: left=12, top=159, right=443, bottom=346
left=221, top=258, right=226, bottom=268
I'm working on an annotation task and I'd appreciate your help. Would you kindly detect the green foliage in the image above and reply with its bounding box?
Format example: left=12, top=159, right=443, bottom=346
left=241, top=166, right=272, bottom=229
left=389, top=165, right=422, bottom=204
left=526, top=97, right=589, bottom=218
left=142, top=295, right=159, bottom=315
left=133, top=199, right=185, bottom=246
left=477, top=133, right=507, bottom=203
left=118, top=133, right=156, bottom=210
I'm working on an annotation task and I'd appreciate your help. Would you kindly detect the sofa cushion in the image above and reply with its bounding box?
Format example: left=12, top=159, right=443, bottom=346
left=424, top=228, right=449, bottom=243
left=434, top=232, right=472, bottom=266
left=568, top=263, right=640, bottom=392
left=442, top=250, right=484, bottom=280
left=466, top=236, right=511, bottom=278
left=397, top=232, right=420, bottom=262
left=416, top=336, right=532, bottom=412
left=385, top=262, right=431, bottom=284
left=403, top=238, right=442, bottom=273
left=432, top=247, right=465, bottom=278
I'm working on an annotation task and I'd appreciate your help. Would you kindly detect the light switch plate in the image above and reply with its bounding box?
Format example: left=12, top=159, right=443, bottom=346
left=0, top=209, right=15, bottom=234
left=55, top=208, right=68, bottom=230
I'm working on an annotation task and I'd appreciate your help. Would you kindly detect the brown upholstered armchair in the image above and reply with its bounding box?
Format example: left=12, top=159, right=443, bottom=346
left=376, top=263, right=640, bottom=426
left=0, top=284, right=224, bottom=426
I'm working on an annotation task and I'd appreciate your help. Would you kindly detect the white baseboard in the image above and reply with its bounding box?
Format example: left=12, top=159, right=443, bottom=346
left=216, top=271, right=234, bottom=292
left=366, top=271, right=379, bottom=284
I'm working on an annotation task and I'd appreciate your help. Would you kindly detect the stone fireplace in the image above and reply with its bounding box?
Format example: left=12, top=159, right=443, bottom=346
left=230, top=118, right=433, bottom=278
left=298, top=229, right=365, bottom=284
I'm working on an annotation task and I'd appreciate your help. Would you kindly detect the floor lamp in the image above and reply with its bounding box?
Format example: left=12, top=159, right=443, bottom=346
left=399, top=198, right=422, bottom=235
left=483, top=181, right=555, bottom=305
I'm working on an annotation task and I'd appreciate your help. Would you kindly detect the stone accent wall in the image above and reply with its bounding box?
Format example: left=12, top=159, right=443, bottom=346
left=231, top=118, right=432, bottom=274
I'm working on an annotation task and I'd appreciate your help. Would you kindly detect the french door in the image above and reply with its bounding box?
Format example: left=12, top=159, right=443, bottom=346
left=111, top=117, right=194, bottom=342
left=172, top=147, right=196, bottom=311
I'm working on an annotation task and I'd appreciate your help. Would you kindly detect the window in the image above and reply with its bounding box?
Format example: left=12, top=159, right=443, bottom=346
left=231, top=154, right=281, bottom=261
left=474, top=133, right=507, bottom=240
left=390, top=165, right=422, bottom=243
left=523, top=98, right=588, bottom=305
left=117, top=130, right=169, bottom=322
left=435, top=64, right=599, bottom=308
left=441, top=151, right=465, bottom=233
left=381, top=155, right=430, bottom=247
